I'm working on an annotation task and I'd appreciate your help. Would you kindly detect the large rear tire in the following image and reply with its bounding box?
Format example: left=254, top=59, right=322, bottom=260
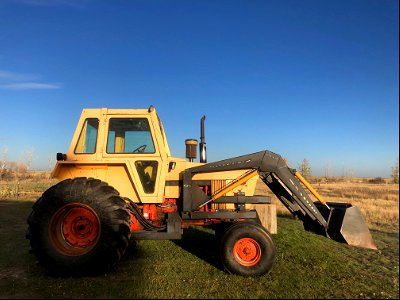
left=26, top=177, right=131, bottom=276
left=219, top=222, right=276, bottom=276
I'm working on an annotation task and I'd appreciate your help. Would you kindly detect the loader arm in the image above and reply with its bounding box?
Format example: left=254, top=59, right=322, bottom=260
left=183, top=150, right=377, bottom=250
left=184, top=150, right=326, bottom=226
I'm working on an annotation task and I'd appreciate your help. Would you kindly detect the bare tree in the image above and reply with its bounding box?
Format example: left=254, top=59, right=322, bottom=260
left=346, top=168, right=355, bottom=181
left=47, top=154, right=55, bottom=178
left=298, top=158, right=312, bottom=180
left=391, top=159, right=399, bottom=184
left=0, top=147, right=8, bottom=180
left=20, top=148, right=34, bottom=172
left=324, top=163, right=331, bottom=179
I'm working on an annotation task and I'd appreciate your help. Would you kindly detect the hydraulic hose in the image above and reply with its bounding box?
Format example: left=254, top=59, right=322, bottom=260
left=128, top=203, right=166, bottom=231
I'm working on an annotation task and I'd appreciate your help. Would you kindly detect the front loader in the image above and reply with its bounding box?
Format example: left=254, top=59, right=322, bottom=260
left=26, top=106, right=376, bottom=277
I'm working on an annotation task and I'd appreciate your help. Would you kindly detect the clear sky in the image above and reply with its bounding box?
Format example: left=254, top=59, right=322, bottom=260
left=0, top=0, right=398, bottom=177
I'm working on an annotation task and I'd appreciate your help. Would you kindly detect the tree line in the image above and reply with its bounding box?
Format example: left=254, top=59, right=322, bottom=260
left=297, top=158, right=399, bottom=184
left=0, top=148, right=35, bottom=180
left=1, top=146, right=399, bottom=184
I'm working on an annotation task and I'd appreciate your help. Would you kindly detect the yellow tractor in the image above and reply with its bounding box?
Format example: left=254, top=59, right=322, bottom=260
left=26, top=106, right=376, bottom=277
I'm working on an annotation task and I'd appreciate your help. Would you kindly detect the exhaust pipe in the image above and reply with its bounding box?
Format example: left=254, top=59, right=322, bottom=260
left=200, top=115, right=207, bottom=163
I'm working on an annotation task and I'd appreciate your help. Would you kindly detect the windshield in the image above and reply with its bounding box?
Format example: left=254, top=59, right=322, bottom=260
left=106, top=118, right=155, bottom=154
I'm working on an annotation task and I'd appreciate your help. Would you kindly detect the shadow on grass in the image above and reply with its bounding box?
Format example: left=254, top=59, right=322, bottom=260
left=0, top=199, right=146, bottom=279
left=171, top=216, right=297, bottom=273
left=172, top=226, right=224, bottom=272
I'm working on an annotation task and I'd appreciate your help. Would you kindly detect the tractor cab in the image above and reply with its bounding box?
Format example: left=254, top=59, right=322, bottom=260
left=52, top=106, right=174, bottom=203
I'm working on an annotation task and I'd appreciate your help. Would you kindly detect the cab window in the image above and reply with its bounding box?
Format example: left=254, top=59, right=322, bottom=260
left=75, top=118, right=99, bottom=154
left=135, top=161, right=158, bottom=193
left=107, top=118, right=155, bottom=154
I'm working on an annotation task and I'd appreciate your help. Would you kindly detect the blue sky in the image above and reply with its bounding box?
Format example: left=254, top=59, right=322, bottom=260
left=0, top=0, right=398, bottom=177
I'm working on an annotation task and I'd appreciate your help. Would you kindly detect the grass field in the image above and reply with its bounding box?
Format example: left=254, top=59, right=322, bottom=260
left=0, top=176, right=399, bottom=299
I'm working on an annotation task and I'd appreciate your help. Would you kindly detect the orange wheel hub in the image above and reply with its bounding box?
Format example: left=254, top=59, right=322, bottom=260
left=233, top=238, right=261, bottom=266
left=49, top=204, right=100, bottom=256
left=62, top=207, right=99, bottom=248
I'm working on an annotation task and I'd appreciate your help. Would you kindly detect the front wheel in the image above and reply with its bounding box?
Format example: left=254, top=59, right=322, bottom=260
left=26, top=177, right=131, bottom=276
left=219, top=222, right=276, bottom=276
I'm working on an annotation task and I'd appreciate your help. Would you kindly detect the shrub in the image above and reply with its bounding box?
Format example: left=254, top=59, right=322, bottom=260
left=368, top=177, right=385, bottom=184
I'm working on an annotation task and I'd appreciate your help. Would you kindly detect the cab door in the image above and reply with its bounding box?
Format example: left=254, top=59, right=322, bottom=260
left=103, top=115, right=167, bottom=203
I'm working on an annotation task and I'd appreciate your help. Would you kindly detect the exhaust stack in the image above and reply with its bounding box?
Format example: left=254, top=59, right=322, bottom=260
left=200, top=115, right=207, bottom=163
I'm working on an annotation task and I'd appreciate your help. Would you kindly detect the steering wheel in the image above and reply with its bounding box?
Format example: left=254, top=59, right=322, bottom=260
left=132, top=144, right=147, bottom=153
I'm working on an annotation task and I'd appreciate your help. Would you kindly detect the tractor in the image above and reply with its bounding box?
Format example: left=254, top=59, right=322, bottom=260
left=26, top=105, right=376, bottom=277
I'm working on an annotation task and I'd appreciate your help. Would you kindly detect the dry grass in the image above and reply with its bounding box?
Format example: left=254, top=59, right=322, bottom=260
left=255, top=178, right=399, bottom=233
left=0, top=171, right=57, bottom=200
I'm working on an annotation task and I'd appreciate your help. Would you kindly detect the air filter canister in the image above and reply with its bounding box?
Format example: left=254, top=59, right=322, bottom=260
left=185, top=139, right=198, bottom=162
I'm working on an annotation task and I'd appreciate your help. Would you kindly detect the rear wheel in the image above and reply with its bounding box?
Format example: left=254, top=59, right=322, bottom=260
left=219, top=222, right=276, bottom=276
left=26, top=177, right=131, bottom=276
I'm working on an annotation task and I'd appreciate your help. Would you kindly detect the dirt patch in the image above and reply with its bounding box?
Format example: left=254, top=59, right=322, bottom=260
left=0, top=267, right=27, bottom=280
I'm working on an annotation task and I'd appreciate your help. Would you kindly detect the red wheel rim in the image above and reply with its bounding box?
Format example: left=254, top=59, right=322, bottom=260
left=49, top=204, right=100, bottom=256
left=233, top=238, right=261, bottom=266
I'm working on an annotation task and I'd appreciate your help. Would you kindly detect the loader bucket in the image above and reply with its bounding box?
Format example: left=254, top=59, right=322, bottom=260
left=314, top=202, right=377, bottom=250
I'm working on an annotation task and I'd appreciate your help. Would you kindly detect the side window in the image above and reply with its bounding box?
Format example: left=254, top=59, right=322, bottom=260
left=75, top=118, right=99, bottom=154
left=107, top=118, right=155, bottom=154
left=135, top=161, right=158, bottom=193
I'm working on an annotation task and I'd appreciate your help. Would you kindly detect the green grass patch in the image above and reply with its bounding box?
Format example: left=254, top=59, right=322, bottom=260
left=0, top=199, right=398, bottom=299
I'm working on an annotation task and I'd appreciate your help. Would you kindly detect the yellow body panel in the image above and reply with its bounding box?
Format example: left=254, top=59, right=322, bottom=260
left=52, top=107, right=258, bottom=203
left=53, top=162, right=139, bottom=201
